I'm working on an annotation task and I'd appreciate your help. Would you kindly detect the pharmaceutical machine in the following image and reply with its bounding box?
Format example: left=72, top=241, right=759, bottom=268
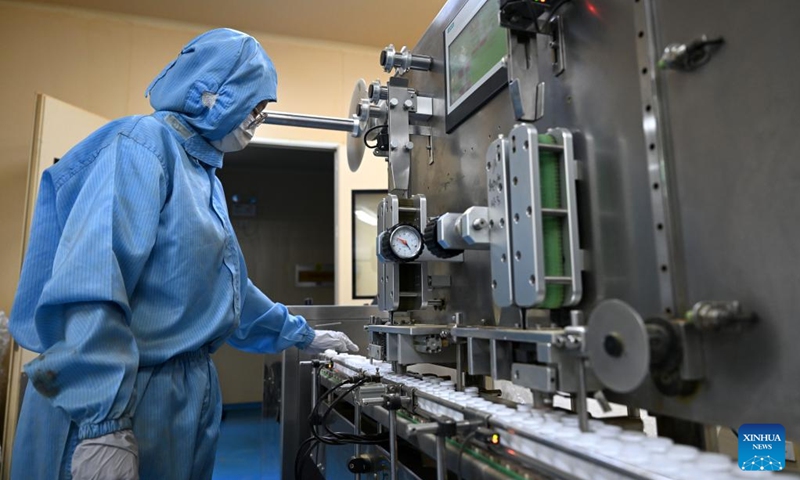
left=261, top=0, right=800, bottom=478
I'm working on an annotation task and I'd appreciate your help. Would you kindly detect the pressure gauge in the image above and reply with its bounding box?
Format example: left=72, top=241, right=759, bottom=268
left=380, top=224, right=424, bottom=262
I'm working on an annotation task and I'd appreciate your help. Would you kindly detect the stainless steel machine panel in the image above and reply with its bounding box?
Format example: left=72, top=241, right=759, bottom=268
left=403, top=0, right=662, bottom=328
left=383, top=0, right=800, bottom=437
left=613, top=0, right=800, bottom=435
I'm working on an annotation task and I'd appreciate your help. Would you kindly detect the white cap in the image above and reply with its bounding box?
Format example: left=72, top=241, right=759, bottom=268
left=665, top=444, right=700, bottom=461
left=643, top=436, right=674, bottom=453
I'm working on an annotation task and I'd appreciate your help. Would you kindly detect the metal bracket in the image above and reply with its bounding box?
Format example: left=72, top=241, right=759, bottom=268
left=503, top=125, right=583, bottom=308
left=486, top=136, right=514, bottom=307
left=386, top=77, right=414, bottom=194
left=548, top=14, right=566, bottom=76
left=507, top=30, right=543, bottom=121
left=377, top=195, right=400, bottom=312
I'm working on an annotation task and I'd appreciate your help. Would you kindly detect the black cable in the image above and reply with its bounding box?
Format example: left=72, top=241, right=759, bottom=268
left=296, top=372, right=391, bottom=478
left=543, top=0, right=571, bottom=26
left=363, top=124, right=386, bottom=148
left=294, top=436, right=319, bottom=480
left=309, top=374, right=387, bottom=445
left=320, top=377, right=387, bottom=444
left=457, top=430, right=478, bottom=480
left=296, top=373, right=355, bottom=478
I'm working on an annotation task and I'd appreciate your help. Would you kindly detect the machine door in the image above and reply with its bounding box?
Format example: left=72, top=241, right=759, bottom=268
left=630, top=0, right=800, bottom=437
left=3, top=94, right=108, bottom=477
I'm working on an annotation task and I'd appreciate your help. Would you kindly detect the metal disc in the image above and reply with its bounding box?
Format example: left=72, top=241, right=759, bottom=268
left=585, top=299, right=650, bottom=393
left=347, top=78, right=368, bottom=172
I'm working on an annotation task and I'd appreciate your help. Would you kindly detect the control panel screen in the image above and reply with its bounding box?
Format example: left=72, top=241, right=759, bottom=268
left=446, top=0, right=508, bottom=111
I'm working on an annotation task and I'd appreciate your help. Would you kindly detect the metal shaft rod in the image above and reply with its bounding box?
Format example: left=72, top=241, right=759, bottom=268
left=262, top=111, right=359, bottom=135
left=577, top=358, right=589, bottom=432
left=389, top=410, right=398, bottom=480
left=435, top=435, right=447, bottom=480
left=354, top=402, right=362, bottom=480
left=456, top=343, right=464, bottom=391
left=311, top=365, right=318, bottom=411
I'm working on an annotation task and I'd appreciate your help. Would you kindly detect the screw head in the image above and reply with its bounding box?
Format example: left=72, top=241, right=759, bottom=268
left=389, top=98, right=399, bottom=108
left=403, top=99, right=414, bottom=110
left=404, top=141, right=414, bottom=151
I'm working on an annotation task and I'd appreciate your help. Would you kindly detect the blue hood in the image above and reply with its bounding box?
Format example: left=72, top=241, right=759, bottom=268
left=146, top=28, right=277, bottom=141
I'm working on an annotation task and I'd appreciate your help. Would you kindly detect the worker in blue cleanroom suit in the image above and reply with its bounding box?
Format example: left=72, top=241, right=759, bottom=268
left=9, top=28, right=357, bottom=480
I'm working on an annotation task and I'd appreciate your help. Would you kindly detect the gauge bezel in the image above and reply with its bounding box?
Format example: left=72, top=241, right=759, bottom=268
left=387, top=224, right=424, bottom=261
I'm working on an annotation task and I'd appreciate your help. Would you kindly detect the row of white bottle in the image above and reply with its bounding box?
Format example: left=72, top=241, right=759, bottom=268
left=376, top=371, right=790, bottom=480
left=321, top=354, right=795, bottom=480
left=323, top=351, right=394, bottom=379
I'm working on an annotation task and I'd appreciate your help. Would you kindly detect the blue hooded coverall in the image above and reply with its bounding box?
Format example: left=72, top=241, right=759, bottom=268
left=9, top=29, right=315, bottom=479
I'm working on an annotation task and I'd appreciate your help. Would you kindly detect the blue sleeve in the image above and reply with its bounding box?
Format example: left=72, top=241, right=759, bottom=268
left=22, top=135, right=166, bottom=440
left=227, top=279, right=315, bottom=353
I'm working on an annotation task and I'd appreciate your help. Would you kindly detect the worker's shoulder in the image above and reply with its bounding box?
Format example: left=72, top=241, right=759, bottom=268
left=121, top=115, right=181, bottom=167
left=48, top=115, right=173, bottom=189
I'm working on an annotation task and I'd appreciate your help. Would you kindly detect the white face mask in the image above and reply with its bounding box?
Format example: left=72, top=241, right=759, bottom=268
left=210, top=112, right=258, bottom=152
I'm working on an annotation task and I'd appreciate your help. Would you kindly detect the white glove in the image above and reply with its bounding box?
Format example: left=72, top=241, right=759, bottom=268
left=305, top=330, right=359, bottom=354
left=72, top=429, right=139, bottom=480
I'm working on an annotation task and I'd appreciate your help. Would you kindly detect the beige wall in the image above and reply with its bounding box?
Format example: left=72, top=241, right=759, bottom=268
left=0, top=1, right=388, bottom=409
left=0, top=0, right=388, bottom=313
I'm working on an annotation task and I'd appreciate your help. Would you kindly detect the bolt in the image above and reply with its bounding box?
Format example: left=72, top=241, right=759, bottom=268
left=404, top=141, right=414, bottom=151
left=390, top=140, right=398, bottom=150
left=403, top=99, right=414, bottom=110
left=389, top=98, right=399, bottom=108
left=472, top=218, right=488, bottom=230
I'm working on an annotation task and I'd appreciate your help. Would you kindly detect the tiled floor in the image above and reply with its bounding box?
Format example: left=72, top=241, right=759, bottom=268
left=213, top=405, right=281, bottom=480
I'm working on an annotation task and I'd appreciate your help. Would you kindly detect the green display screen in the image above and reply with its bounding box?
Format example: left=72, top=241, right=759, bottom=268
left=448, top=0, right=508, bottom=108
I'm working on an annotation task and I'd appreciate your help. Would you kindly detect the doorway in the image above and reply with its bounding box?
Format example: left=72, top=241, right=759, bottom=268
left=219, top=142, right=336, bottom=306
left=211, top=141, right=336, bottom=479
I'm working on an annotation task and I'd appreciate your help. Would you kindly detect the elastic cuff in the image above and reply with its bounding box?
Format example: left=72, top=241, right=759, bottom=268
left=78, top=417, right=133, bottom=440
left=297, top=324, right=316, bottom=350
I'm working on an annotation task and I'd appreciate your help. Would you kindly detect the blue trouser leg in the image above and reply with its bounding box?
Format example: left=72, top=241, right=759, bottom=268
left=11, top=348, right=222, bottom=480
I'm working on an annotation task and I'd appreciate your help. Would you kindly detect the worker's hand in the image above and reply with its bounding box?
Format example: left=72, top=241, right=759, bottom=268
left=305, top=330, right=359, bottom=354
left=72, top=429, right=139, bottom=480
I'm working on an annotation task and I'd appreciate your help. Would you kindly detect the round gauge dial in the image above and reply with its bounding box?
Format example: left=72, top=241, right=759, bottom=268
left=384, top=224, right=424, bottom=262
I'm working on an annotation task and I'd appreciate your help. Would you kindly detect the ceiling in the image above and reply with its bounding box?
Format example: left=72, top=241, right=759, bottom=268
left=23, top=0, right=448, bottom=49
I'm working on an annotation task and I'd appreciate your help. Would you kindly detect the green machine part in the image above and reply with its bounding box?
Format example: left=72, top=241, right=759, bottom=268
left=538, top=134, right=565, bottom=309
